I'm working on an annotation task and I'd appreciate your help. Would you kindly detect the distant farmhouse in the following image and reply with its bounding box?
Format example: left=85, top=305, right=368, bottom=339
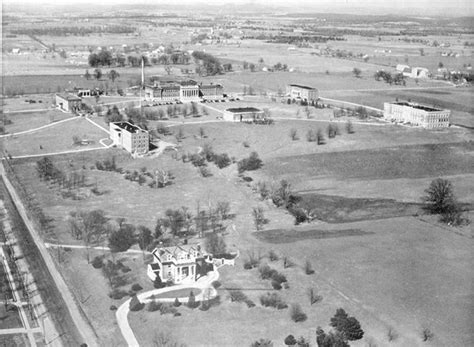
left=286, top=84, right=319, bottom=104
left=384, top=101, right=450, bottom=128
left=147, top=245, right=213, bottom=284
left=109, top=122, right=149, bottom=155
left=55, top=94, right=82, bottom=113
left=144, top=80, right=224, bottom=104
left=223, top=107, right=265, bottom=122
left=396, top=65, right=430, bottom=79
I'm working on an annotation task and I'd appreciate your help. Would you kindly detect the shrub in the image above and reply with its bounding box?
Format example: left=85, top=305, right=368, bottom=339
left=147, top=300, right=162, bottom=312
left=268, top=250, right=279, bottom=261
left=129, top=295, right=144, bottom=311
left=131, top=283, right=143, bottom=292
left=109, top=305, right=117, bottom=311
left=229, top=289, right=247, bottom=303
left=304, top=260, right=315, bottom=275
left=214, top=153, right=231, bottom=168
left=173, top=298, right=181, bottom=307
left=284, top=335, right=297, bottom=346
left=421, top=328, right=434, bottom=342
left=271, top=280, right=282, bottom=290
left=160, top=303, right=178, bottom=315
left=212, top=280, right=222, bottom=289
left=306, top=129, right=317, bottom=142
left=91, top=256, right=103, bottom=269
left=187, top=290, right=199, bottom=309
left=237, top=152, right=263, bottom=173
left=251, top=338, right=273, bottom=347
left=283, top=256, right=295, bottom=268
left=260, top=292, right=288, bottom=309
left=199, top=166, right=212, bottom=177
left=259, top=264, right=277, bottom=280
left=290, top=304, right=307, bottom=322
left=108, top=289, right=128, bottom=300
left=154, top=275, right=165, bottom=289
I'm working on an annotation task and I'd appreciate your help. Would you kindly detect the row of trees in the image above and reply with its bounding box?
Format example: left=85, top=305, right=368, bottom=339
left=84, top=69, right=120, bottom=82
left=192, top=51, right=223, bottom=76
left=374, top=70, right=406, bottom=85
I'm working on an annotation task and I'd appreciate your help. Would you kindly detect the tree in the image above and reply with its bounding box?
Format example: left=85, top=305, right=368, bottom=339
left=284, top=335, right=297, bottom=346
left=316, top=327, right=349, bottom=347
left=330, top=308, right=364, bottom=341
left=187, top=290, right=199, bottom=309
left=252, top=207, right=267, bottom=231
left=205, top=232, right=226, bottom=255
left=94, top=68, right=102, bottom=80
left=422, top=178, right=455, bottom=215
left=85, top=70, right=91, bottom=80
left=352, top=67, right=362, bottom=78
left=108, top=223, right=136, bottom=252
left=108, top=69, right=120, bottom=83
left=137, top=225, right=152, bottom=252
left=345, top=120, right=354, bottom=134
left=68, top=210, right=108, bottom=262
left=237, top=152, right=263, bottom=173
left=290, top=128, right=298, bottom=140
left=199, top=127, right=206, bottom=139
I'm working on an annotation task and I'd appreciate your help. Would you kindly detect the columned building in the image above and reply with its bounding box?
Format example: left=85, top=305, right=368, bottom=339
left=144, top=79, right=224, bottom=103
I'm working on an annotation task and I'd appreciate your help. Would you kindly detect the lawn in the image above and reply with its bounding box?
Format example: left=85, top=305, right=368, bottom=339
left=3, top=116, right=108, bottom=157
left=0, top=334, right=30, bottom=347
left=4, top=110, right=73, bottom=134
left=147, top=287, right=202, bottom=300
left=322, top=87, right=474, bottom=128
left=0, top=303, right=23, bottom=330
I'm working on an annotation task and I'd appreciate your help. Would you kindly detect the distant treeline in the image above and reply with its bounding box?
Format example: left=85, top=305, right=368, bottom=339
left=244, top=34, right=345, bottom=44
left=10, top=25, right=136, bottom=36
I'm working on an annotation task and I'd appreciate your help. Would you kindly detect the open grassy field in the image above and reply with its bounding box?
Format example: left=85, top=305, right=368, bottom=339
left=3, top=116, right=108, bottom=157
left=130, top=215, right=474, bottom=347
left=4, top=110, right=73, bottom=134
left=322, top=86, right=474, bottom=127
left=3, top=95, right=54, bottom=112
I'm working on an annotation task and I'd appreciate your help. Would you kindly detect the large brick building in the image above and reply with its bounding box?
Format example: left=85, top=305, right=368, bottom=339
left=55, top=94, right=82, bottom=113
left=144, top=80, right=224, bottom=103
left=109, top=122, right=149, bottom=155
left=383, top=101, right=450, bottom=128
left=286, top=84, right=319, bottom=104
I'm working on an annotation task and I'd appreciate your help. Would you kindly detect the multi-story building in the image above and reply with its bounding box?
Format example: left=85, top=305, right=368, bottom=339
left=55, top=94, right=82, bottom=113
left=286, top=84, right=319, bottom=104
left=383, top=101, right=450, bottom=128
left=147, top=245, right=213, bottom=284
left=109, top=122, right=149, bottom=155
left=144, top=79, right=224, bottom=103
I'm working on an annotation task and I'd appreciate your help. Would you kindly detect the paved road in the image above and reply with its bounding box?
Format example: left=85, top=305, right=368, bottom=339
left=44, top=242, right=148, bottom=255
left=0, top=162, right=99, bottom=347
left=116, top=270, right=219, bottom=347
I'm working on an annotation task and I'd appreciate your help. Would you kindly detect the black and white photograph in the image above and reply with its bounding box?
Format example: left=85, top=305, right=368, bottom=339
left=0, top=0, right=473, bottom=346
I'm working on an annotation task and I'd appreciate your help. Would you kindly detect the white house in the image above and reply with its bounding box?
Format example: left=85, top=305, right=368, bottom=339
left=147, top=245, right=213, bottom=284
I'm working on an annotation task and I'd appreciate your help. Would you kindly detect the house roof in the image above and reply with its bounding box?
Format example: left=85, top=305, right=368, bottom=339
left=288, top=84, right=316, bottom=91
left=225, top=107, right=263, bottom=113
left=112, top=121, right=147, bottom=133
left=154, top=244, right=202, bottom=260
left=391, top=102, right=444, bottom=112
left=56, top=93, right=81, bottom=101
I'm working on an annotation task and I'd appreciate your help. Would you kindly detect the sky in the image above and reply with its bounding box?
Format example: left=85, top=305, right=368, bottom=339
left=3, top=0, right=473, bottom=16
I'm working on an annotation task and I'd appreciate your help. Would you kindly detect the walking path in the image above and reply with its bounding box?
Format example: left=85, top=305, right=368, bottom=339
left=319, top=97, right=383, bottom=113
left=116, top=270, right=219, bottom=347
left=44, top=242, right=148, bottom=255
left=4, top=108, right=50, bottom=114
left=0, top=116, right=77, bottom=138
left=85, top=117, right=110, bottom=134
left=5, top=146, right=109, bottom=160
left=0, top=163, right=99, bottom=347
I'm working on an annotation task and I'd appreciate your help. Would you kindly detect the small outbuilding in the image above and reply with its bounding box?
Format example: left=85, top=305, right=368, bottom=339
left=223, top=107, right=265, bottom=122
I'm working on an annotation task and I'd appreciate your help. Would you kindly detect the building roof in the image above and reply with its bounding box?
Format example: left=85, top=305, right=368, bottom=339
left=390, top=102, right=444, bottom=112
left=225, top=107, right=263, bottom=113
left=153, top=245, right=203, bottom=260
left=56, top=93, right=81, bottom=101
left=112, top=121, right=147, bottom=133
left=288, top=84, right=317, bottom=91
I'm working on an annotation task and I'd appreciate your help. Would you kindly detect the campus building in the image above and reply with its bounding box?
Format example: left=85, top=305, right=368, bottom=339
left=109, top=122, right=149, bottom=155
left=144, top=80, right=224, bottom=103
left=286, top=84, right=319, bottom=104
left=223, top=107, right=265, bottom=122
left=383, top=101, right=450, bottom=128
left=147, top=245, right=213, bottom=284
left=55, top=94, right=82, bottom=113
